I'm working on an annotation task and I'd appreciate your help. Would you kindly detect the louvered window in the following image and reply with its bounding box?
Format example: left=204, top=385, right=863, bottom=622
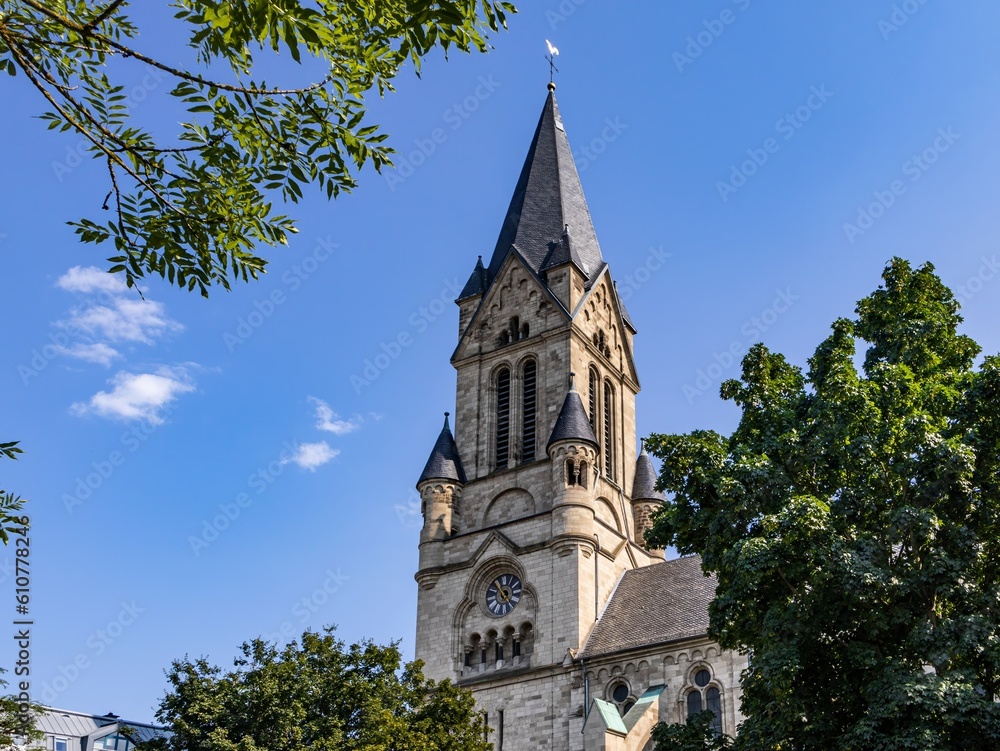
left=588, top=367, right=598, bottom=433
left=521, top=360, right=537, bottom=463
left=495, top=368, right=511, bottom=469
left=604, top=380, right=615, bottom=480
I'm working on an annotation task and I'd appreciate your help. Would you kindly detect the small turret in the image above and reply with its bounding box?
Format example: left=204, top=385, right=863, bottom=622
left=547, top=373, right=599, bottom=487
left=456, top=255, right=488, bottom=336
left=631, top=443, right=666, bottom=555
left=417, top=414, right=466, bottom=565
left=545, top=374, right=600, bottom=554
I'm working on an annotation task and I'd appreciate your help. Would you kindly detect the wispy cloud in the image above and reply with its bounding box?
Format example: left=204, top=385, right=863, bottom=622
left=71, top=366, right=195, bottom=423
left=309, top=396, right=362, bottom=435
left=62, top=298, right=181, bottom=344
left=53, top=265, right=182, bottom=362
left=56, top=265, right=128, bottom=294
left=283, top=441, right=339, bottom=471
left=55, top=342, right=122, bottom=366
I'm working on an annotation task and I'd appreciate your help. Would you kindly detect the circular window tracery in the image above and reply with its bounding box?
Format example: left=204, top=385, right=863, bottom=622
left=607, top=679, right=634, bottom=716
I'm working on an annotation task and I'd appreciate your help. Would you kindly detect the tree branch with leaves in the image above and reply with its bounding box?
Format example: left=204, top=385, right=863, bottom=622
left=0, top=0, right=515, bottom=296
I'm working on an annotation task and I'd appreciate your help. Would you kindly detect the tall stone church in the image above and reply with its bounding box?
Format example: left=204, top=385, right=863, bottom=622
left=414, top=86, right=747, bottom=751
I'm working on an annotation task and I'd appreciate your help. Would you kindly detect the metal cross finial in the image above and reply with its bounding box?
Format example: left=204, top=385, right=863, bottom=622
left=545, top=40, right=559, bottom=88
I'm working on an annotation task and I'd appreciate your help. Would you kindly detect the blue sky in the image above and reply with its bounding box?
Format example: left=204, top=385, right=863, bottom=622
left=3, top=0, right=1000, bottom=723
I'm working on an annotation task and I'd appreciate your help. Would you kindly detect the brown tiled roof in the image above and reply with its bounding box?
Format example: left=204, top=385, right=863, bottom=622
left=578, top=555, right=715, bottom=658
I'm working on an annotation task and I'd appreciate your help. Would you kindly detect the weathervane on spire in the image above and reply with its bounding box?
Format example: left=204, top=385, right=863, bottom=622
left=545, top=39, right=559, bottom=89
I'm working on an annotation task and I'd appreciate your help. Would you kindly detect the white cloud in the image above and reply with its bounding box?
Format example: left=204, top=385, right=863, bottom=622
left=63, top=298, right=181, bottom=344
left=309, top=397, right=362, bottom=435
left=283, top=441, right=339, bottom=471
left=56, top=342, right=122, bottom=366
left=56, top=265, right=128, bottom=294
left=71, top=367, right=194, bottom=423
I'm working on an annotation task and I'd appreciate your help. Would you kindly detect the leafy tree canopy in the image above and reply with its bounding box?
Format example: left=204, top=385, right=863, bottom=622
left=0, top=0, right=514, bottom=296
left=144, top=627, right=493, bottom=751
left=648, top=258, right=1000, bottom=751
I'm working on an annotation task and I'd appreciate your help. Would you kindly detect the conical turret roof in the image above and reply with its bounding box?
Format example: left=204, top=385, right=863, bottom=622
left=632, top=448, right=665, bottom=501
left=417, top=414, right=467, bottom=486
left=547, top=379, right=599, bottom=450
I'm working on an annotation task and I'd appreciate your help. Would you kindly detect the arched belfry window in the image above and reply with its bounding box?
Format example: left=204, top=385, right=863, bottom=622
left=603, top=379, right=616, bottom=481
left=588, top=367, right=599, bottom=434
left=495, top=367, right=511, bottom=470
left=521, top=360, right=537, bottom=463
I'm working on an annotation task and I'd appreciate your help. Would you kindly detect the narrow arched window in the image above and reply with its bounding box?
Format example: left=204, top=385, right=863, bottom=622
left=686, top=690, right=702, bottom=718
left=706, top=687, right=722, bottom=735
left=588, top=367, right=599, bottom=434
left=603, top=380, right=615, bottom=481
left=495, top=368, right=511, bottom=470
left=521, top=360, right=537, bottom=463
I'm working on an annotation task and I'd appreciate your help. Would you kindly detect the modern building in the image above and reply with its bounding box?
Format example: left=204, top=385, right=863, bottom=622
left=31, top=707, right=166, bottom=751
left=413, top=85, right=747, bottom=750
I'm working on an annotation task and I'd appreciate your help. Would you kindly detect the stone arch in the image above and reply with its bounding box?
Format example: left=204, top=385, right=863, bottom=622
left=594, top=496, right=622, bottom=532
left=483, top=488, right=536, bottom=527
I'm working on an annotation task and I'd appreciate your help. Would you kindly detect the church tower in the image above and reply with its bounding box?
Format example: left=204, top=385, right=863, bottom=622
left=414, top=88, right=742, bottom=750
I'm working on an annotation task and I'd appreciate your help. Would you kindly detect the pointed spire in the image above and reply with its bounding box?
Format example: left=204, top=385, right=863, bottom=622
left=632, top=443, right=665, bottom=501
left=458, top=255, right=489, bottom=301
left=485, top=90, right=604, bottom=290
left=417, top=413, right=467, bottom=486
left=547, top=373, right=599, bottom=450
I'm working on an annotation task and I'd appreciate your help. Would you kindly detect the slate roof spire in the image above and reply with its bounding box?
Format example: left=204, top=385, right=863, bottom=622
left=547, top=373, right=600, bottom=450
left=632, top=443, right=665, bottom=501
left=485, top=89, right=605, bottom=289
left=417, top=413, right=467, bottom=485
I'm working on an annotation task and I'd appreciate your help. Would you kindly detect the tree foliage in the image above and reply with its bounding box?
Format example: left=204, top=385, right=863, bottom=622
left=144, top=627, right=493, bottom=751
left=0, top=441, right=28, bottom=545
left=647, top=258, right=1000, bottom=750
left=0, top=0, right=513, bottom=296
left=0, top=671, right=45, bottom=750
left=651, top=711, right=733, bottom=751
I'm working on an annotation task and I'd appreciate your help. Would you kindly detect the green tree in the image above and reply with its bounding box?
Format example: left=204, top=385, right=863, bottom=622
left=144, top=627, right=493, bottom=751
left=0, top=0, right=513, bottom=296
left=0, top=671, right=45, bottom=750
left=647, top=259, right=1000, bottom=751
